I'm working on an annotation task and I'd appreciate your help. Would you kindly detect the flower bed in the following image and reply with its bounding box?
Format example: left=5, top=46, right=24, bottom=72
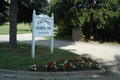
left=29, top=57, right=101, bottom=71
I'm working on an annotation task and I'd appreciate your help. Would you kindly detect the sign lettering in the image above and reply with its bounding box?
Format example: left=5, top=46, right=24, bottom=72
left=37, top=20, right=51, bottom=25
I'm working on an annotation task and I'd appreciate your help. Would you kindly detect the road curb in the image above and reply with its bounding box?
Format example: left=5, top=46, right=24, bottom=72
left=0, top=68, right=106, bottom=80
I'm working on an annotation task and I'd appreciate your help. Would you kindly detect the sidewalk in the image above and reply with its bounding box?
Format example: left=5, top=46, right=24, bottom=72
left=0, top=33, right=120, bottom=80
left=0, top=68, right=106, bottom=80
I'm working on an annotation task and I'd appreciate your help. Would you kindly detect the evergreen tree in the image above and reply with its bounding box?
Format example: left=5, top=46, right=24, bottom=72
left=0, top=0, right=9, bottom=25
left=18, top=0, right=49, bottom=23
left=49, top=0, right=120, bottom=41
left=17, top=0, right=49, bottom=32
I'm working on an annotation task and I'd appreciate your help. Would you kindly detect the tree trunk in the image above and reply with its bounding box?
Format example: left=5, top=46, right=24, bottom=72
left=9, top=0, right=18, bottom=48
left=28, top=23, right=32, bottom=32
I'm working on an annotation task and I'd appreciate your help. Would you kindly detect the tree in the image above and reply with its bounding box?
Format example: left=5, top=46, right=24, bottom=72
left=9, top=0, right=18, bottom=48
left=91, top=0, right=120, bottom=41
left=49, top=0, right=120, bottom=42
left=48, top=0, right=100, bottom=37
left=17, top=0, right=49, bottom=32
left=48, top=0, right=79, bottom=37
left=9, top=0, right=49, bottom=48
left=0, top=0, right=9, bottom=25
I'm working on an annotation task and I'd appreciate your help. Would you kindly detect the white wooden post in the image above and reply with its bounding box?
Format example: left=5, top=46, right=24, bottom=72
left=31, top=10, right=54, bottom=58
left=51, top=13, right=54, bottom=53
left=32, top=10, right=35, bottom=58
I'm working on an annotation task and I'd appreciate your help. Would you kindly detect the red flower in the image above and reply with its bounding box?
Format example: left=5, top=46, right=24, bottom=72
left=82, top=56, right=84, bottom=59
left=89, top=58, right=92, bottom=61
left=75, top=57, right=77, bottom=59
left=83, top=63, right=85, bottom=66
left=76, top=59, right=78, bottom=61
left=69, top=65, right=72, bottom=68
left=39, top=66, right=41, bottom=68
left=36, top=64, right=37, bottom=66
left=49, top=61, right=53, bottom=64
left=50, top=64, right=53, bottom=67
left=95, top=64, right=97, bottom=67
left=68, top=59, right=69, bottom=61
left=59, top=60, right=62, bottom=62
left=64, top=64, right=67, bottom=67
left=94, top=61, right=98, bottom=64
left=85, top=58, right=87, bottom=60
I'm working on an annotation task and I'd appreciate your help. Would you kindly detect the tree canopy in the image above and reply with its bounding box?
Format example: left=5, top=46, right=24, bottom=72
left=48, top=0, right=120, bottom=42
left=17, top=0, right=49, bottom=23
left=0, top=0, right=9, bottom=25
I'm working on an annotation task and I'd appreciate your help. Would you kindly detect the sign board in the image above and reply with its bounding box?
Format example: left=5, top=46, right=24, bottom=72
left=32, top=10, right=54, bottom=58
left=34, top=14, right=53, bottom=37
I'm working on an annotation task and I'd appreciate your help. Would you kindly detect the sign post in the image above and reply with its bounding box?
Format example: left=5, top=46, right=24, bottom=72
left=32, top=10, right=54, bottom=58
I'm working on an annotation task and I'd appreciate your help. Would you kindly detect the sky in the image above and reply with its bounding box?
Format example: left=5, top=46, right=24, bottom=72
left=48, top=0, right=51, bottom=3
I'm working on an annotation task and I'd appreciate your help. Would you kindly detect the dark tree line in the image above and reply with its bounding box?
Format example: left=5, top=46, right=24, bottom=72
left=49, top=0, right=120, bottom=42
left=0, top=0, right=9, bottom=25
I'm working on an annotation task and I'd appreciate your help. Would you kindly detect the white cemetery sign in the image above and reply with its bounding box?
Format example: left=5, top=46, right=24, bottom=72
left=32, top=10, right=54, bottom=58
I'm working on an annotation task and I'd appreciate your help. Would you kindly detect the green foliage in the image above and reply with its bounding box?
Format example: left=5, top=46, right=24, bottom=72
left=49, top=0, right=120, bottom=42
left=17, top=0, right=49, bottom=23
left=48, top=0, right=78, bottom=37
left=0, top=0, right=9, bottom=25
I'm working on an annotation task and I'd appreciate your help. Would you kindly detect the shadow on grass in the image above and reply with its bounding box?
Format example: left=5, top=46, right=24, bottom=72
left=0, top=42, right=80, bottom=70
left=17, top=29, right=29, bottom=32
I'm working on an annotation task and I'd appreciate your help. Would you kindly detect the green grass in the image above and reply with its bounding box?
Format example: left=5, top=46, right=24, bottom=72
left=0, top=43, right=80, bottom=70
left=0, top=23, right=31, bottom=35
left=0, top=23, right=58, bottom=35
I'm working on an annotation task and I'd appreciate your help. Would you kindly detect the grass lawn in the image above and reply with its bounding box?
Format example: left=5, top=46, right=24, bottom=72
left=0, top=23, right=31, bottom=35
left=0, top=23, right=58, bottom=35
left=0, top=43, right=80, bottom=71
